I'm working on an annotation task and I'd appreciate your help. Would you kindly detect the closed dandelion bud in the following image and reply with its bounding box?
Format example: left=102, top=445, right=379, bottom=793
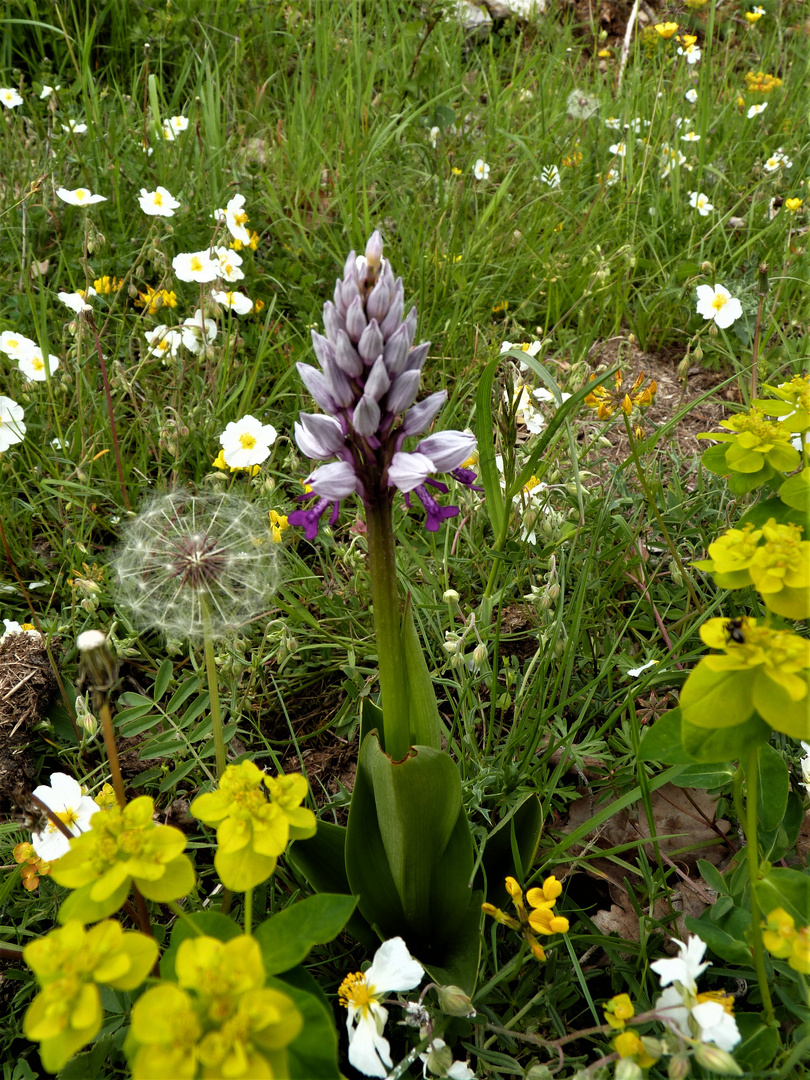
left=693, top=1044, right=743, bottom=1076
left=615, top=1061, right=644, bottom=1080
left=436, top=984, right=476, bottom=1018
left=668, top=1053, right=691, bottom=1080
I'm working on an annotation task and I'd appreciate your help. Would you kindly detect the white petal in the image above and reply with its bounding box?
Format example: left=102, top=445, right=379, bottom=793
left=366, top=937, right=425, bottom=992
left=347, top=1010, right=392, bottom=1078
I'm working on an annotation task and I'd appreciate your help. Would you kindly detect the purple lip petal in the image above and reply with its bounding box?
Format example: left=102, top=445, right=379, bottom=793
left=289, top=498, right=333, bottom=540
left=451, top=467, right=483, bottom=490
left=412, top=483, right=459, bottom=532
left=424, top=477, right=449, bottom=494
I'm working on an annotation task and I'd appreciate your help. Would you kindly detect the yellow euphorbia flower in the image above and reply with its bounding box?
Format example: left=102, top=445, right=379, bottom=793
left=191, top=761, right=315, bottom=891
left=680, top=618, right=810, bottom=739
left=50, top=795, right=195, bottom=923
left=24, top=920, right=157, bottom=1072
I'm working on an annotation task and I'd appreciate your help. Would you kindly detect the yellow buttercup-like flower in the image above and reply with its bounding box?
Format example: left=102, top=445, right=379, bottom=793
left=762, top=908, right=810, bottom=974
left=483, top=874, right=569, bottom=961
left=604, top=993, right=634, bottom=1030
left=785, top=198, right=803, bottom=213
left=654, top=21, right=679, bottom=38
left=614, top=1029, right=659, bottom=1068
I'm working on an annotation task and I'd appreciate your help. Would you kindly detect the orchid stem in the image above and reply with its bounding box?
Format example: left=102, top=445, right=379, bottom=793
left=365, top=499, right=410, bottom=760
left=744, top=745, right=776, bottom=1025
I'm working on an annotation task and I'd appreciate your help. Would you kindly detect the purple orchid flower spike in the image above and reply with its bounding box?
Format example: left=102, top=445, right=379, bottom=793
left=289, top=231, right=478, bottom=537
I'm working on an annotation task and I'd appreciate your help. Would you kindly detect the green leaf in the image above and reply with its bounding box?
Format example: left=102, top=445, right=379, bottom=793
left=158, top=758, right=199, bottom=792
left=344, top=733, right=479, bottom=985
left=697, top=859, right=729, bottom=896
left=756, top=741, right=789, bottom=832
left=684, top=914, right=752, bottom=966
left=738, top=495, right=808, bottom=532
left=165, top=676, right=201, bottom=714
left=753, top=676, right=810, bottom=739
left=681, top=712, right=769, bottom=762
left=700, top=443, right=731, bottom=476
left=671, top=762, right=735, bottom=789
left=754, top=867, right=810, bottom=924
left=475, top=355, right=506, bottom=537
left=160, top=911, right=241, bottom=980
left=480, top=793, right=543, bottom=906
left=56, top=1033, right=114, bottom=1080
left=779, top=467, right=810, bottom=513
left=253, top=894, right=357, bottom=975
left=733, top=1014, right=782, bottom=1073
left=270, top=973, right=341, bottom=1080
left=639, top=708, right=696, bottom=764
left=401, top=599, right=442, bottom=749
left=360, top=696, right=384, bottom=746
left=153, top=658, right=173, bottom=701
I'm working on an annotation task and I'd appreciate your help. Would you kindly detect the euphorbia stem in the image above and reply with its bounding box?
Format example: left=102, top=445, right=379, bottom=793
left=365, top=499, right=410, bottom=760
left=201, top=597, right=227, bottom=779
left=744, top=746, right=776, bottom=1025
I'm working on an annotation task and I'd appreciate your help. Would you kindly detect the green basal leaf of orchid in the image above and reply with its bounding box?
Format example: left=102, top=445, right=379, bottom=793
left=725, top=442, right=765, bottom=474
left=640, top=708, right=700, bottom=764
left=767, top=443, right=801, bottom=472
left=401, top=599, right=442, bottom=749
left=761, top=584, right=810, bottom=621
left=756, top=741, right=789, bottom=833
left=778, top=468, right=810, bottom=513
left=57, top=879, right=130, bottom=924
left=422, top=888, right=483, bottom=996
left=160, top=912, right=241, bottom=979
left=360, top=696, right=384, bottom=747
left=753, top=677, right=810, bottom=739
left=480, top=793, right=544, bottom=907
left=754, top=867, right=810, bottom=926
left=254, top=894, right=357, bottom=975
left=681, top=712, right=769, bottom=762
left=699, top=443, right=732, bottom=476
left=475, top=354, right=506, bottom=537
left=345, top=733, right=475, bottom=953
left=679, top=663, right=757, bottom=728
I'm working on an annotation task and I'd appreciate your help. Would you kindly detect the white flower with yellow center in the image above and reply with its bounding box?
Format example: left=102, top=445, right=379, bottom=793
left=56, top=187, right=106, bottom=206
left=695, top=284, right=743, bottom=329
left=58, top=289, right=95, bottom=314
left=338, top=938, right=424, bottom=1078
left=139, top=186, right=181, bottom=217
left=222, top=193, right=251, bottom=245
left=172, top=249, right=219, bottom=283
left=30, top=772, right=99, bottom=861
left=19, top=349, right=60, bottom=382
left=472, top=159, right=490, bottom=181
left=0, top=330, right=37, bottom=361
left=219, top=415, right=277, bottom=468
left=60, top=120, right=87, bottom=133
left=161, top=115, right=189, bottom=140
left=1, top=88, right=23, bottom=108
left=212, top=289, right=253, bottom=315
left=213, top=245, right=245, bottom=283
left=181, top=309, right=217, bottom=355
left=689, top=191, right=713, bottom=216
left=0, top=397, right=26, bottom=450
left=144, top=325, right=182, bottom=359
left=652, top=936, right=741, bottom=1052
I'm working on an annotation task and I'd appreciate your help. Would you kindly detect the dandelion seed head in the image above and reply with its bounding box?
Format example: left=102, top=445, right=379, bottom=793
left=113, top=490, right=279, bottom=642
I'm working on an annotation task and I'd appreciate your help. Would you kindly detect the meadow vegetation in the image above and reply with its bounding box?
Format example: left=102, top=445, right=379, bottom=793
left=0, top=2, right=808, bottom=1078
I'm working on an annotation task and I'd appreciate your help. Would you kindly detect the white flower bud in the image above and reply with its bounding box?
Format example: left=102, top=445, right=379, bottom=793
left=693, top=1044, right=742, bottom=1076
left=443, top=589, right=460, bottom=603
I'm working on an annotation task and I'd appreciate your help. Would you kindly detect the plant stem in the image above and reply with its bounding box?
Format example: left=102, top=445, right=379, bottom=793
left=84, top=313, right=131, bottom=511
left=244, top=887, right=253, bottom=936
left=744, top=745, right=776, bottom=1025
left=99, top=700, right=127, bottom=809
left=623, top=414, right=701, bottom=613
left=365, top=499, right=410, bottom=760
left=201, top=596, right=227, bottom=779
